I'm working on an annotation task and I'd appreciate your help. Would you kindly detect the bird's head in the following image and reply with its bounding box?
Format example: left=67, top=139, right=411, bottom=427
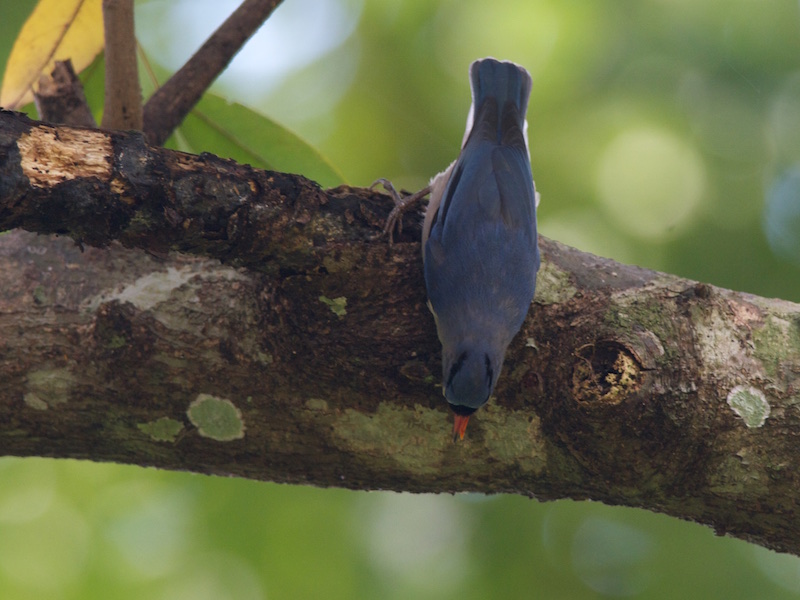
left=444, top=347, right=502, bottom=440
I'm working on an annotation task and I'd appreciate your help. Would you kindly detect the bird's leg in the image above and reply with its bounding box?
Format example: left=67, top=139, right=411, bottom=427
left=370, top=178, right=431, bottom=245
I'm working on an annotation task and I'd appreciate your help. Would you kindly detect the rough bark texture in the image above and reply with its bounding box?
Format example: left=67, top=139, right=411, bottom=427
left=1, top=110, right=800, bottom=556
left=33, top=61, right=97, bottom=128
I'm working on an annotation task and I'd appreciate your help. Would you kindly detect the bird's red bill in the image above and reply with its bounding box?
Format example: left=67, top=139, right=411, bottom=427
left=453, top=414, right=471, bottom=441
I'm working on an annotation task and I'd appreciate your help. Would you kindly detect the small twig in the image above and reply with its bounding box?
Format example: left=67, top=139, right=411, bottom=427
left=34, top=60, right=97, bottom=127
left=143, top=0, right=283, bottom=146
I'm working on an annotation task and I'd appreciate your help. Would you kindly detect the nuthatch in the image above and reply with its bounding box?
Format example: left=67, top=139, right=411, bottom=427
left=424, top=58, right=540, bottom=440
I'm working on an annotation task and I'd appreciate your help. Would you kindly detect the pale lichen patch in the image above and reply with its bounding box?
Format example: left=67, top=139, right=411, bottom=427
left=333, top=405, right=447, bottom=474
left=319, top=295, right=347, bottom=318
left=138, top=417, right=184, bottom=442
left=708, top=449, right=770, bottom=496
left=479, top=406, right=547, bottom=474
left=695, top=309, right=740, bottom=370
left=25, top=367, right=76, bottom=408
left=92, top=267, right=198, bottom=311
left=23, top=393, right=48, bottom=411
left=695, top=308, right=766, bottom=382
left=728, top=298, right=763, bottom=329
left=89, top=265, right=246, bottom=313
left=322, top=255, right=357, bottom=274
left=727, top=385, right=770, bottom=428
left=187, top=394, right=245, bottom=441
left=305, top=398, right=329, bottom=411
left=751, top=314, right=800, bottom=379
left=533, top=261, right=577, bottom=305
left=255, top=351, right=273, bottom=365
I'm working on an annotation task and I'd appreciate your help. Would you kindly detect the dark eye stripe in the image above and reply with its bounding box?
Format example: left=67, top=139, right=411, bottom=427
left=447, top=351, right=468, bottom=388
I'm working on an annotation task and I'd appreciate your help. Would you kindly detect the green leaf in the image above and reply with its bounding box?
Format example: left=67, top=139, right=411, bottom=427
left=0, top=0, right=104, bottom=109
left=168, top=93, right=345, bottom=188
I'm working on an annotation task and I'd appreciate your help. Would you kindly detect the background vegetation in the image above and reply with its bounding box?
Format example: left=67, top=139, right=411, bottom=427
left=2, top=0, right=800, bottom=597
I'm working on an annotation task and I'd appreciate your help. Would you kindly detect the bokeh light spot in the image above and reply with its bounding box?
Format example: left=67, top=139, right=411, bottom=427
left=359, top=493, right=470, bottom=594
left=103, top=487, right=193, bottom=579
left=595, top=127, right=706, bottom=241
left=136, top=0, right=363, bottom=99
left=539, top=209, right=638, bottom=264
left=769, top=71, right=800, bottom=159
left=763, top=167, right=800, bottom=266
left=0, top=458, right=55, bottom=524
left=0, top=503, right=90, bottom=591
left=434, top=2, right=559, bottom=79
left=158, top=552, right=264, bottom=600
left=752, top=544, right=800, bottom=593
left=571, top=517, right=656, bottom=597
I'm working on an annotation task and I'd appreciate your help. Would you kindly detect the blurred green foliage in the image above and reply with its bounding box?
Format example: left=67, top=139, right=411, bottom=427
left=3, top=0, right=800, bottom=598
left=170, top=93, right=345, bottom=188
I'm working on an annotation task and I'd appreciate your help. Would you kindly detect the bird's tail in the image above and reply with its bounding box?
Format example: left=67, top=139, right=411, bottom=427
left=464, top=58, right=531, bottom=147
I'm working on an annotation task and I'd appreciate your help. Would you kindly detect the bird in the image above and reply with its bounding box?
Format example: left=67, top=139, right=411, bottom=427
left=423, top=58, right=540, bottom=441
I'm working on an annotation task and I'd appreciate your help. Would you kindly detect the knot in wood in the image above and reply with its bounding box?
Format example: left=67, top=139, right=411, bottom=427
left=571, top=340, right=642, bottom=406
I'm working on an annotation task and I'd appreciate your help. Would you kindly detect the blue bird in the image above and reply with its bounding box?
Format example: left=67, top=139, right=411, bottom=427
left=423, top=58, right=540, bottom=440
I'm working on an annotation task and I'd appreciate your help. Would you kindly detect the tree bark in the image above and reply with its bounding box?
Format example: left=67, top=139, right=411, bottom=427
left=101, top=0, right=142, bottom=130
left=1, top=110, right=800, bottom=556
left=33, top=61, right=97, bottom=128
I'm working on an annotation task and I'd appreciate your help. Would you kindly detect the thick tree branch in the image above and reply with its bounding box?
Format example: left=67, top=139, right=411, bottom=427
left=142, top=0, right=283, bottom=146
left=101, top=0, right=143, bottom=130
left=1, top=111, right=800, bottom=556
left=0, top=109, right=358, bottom=269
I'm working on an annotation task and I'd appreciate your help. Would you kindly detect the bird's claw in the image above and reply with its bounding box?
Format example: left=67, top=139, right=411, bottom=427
left=370, top=178, right=431, bottom=245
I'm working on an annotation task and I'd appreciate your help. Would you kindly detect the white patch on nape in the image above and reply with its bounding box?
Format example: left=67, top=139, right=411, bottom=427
left=462, top=102, right=475, bottom=149
left=523, top=118, right=530, bottom=155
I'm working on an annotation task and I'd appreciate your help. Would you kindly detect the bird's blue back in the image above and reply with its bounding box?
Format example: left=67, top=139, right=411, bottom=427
left=424, top=59, right=540, bottom=410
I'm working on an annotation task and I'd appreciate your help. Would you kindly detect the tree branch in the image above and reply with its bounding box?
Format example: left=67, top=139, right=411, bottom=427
left=0, top=109, right=353, bottom=267
left=2, top=111, right=800, bottom=556
left=33, top=60, right=97, bottom=128
left=101, top=0, right=142, bottom=130
left=142, top=0, right=283, bottom=146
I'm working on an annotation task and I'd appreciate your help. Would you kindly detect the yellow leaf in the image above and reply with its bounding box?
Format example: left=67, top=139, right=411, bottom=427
left=0, top=0, right=104, bottom=109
